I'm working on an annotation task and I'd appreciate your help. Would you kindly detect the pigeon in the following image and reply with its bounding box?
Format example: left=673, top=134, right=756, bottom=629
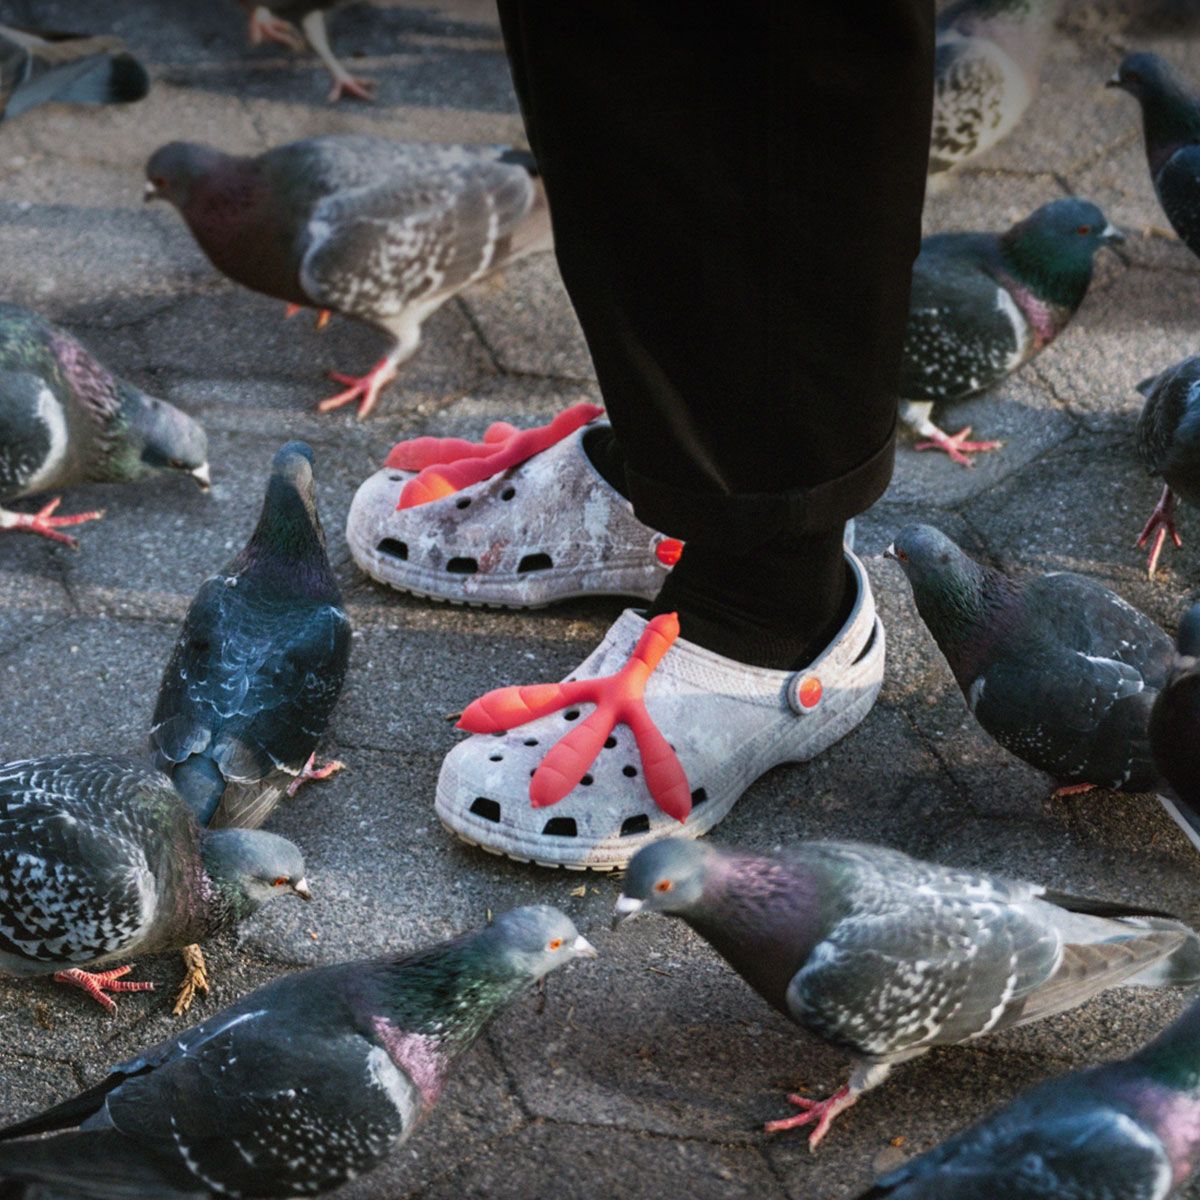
left=150, top=442, right=351, bottom=832
left=615, top=837, right=1200, bottom=1150
left=900, top=199, right=1122, bottom=465
left=930, top=0, right=1063, bottom=185
left=0, top=24, right=149, bottom=123
left=1150, top=603, right=1200, bottom=830
left=238, top=1, right=371, bottom=103
left=856, top=992, right=1200, bottom=1198
left=1109, top=53, right=1200, bottom=264
left=0, top=752, right=309, bottom=1016
left=0, top=906, right=595, bottom=1199
left=0, top=303, right=209, bottom=547
left=1134, top=356, right=1200, bottom=576
left=887, top=524, right=1173, bottom=794
left=144, top=138, right=552, bottom=417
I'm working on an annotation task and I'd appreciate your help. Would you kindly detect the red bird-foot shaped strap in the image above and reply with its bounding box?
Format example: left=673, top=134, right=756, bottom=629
left=456, top=612, right=691, bottom=822
left=393, top=402, right=604, bottom=509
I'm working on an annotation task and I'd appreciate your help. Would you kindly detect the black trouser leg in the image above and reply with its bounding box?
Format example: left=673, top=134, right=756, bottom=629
left=497, top=1, right=935, bottom=667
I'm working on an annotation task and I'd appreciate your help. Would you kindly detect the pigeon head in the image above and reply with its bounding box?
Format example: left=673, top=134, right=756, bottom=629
left=1000, top=199, right=1122, bottom=305
left=144, top=141, right=231, bottom=209
left=484, top=905, right=597, bottom=980
left=107, top=384, right=210, bottom=489
left=1109, top=54, right=1200, bottom=174
left=200, top=827, right=311, bottom=918
left=236, top=441, right=330, bottom=573
left=616, top=838, right=715, bottom=922
left=885, top=524, right=980, bottom=590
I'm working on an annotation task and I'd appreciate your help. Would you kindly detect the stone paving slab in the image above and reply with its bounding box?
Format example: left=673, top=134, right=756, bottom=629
left=2, top=2, right=1200, bottom=1198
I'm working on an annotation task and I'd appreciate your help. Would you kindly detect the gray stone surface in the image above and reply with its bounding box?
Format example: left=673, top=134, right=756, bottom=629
left=2, top=2, right=1200, bottom=1198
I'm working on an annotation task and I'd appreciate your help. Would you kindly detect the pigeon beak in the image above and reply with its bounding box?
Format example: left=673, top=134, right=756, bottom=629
left=572, top=934, right=597, bottom=959
left=191, top=462, right=212, bottom=491
left=1106, top=72, right=1125, bottom=90
left=883, top=542, right=898, bottom=560
left=292, top=878, right=313, bottom=902
left=611, top=895, right=645, bottom=929
left=143, top=180, right=160, bottom=203
left=1100, top=223, right=1126, bottom=245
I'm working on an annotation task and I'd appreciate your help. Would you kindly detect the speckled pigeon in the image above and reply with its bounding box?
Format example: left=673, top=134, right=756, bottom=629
left=1110, top=53, right=1200, bottom=265
left=930, top=0, right=1062, bottom=185
left=857, top=992, right=1200, bottom=1198
left=0, top=303, right=209, bottom=547
left=0, top=906, right=595, bottom=1199
left=145, top=137, right=551, bottom=417
left=150, top=442, right=350, bottom=833
left=616, top=837, right=1200, bottom=1150
left=900, top=199, right=1122, bottom=465
left=0, top=752, right=309, bottom=1016
left=1134, top=356, right=1200, bottom=576
left=237, top=1, right=370, bottom=102
left=1150, top=603, right=1200, bottom=836
left=888, top=525, right=1173, bottom=794
left=0, top=23, right=148, bottom=122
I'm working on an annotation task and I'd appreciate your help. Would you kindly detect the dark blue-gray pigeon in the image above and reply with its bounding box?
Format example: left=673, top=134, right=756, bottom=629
left=888, top=525, right=1174, bottom=796
left=616, top=837, right=1200, bottom=1150
left=1150, top=603, right=1200, bottom=842
left=930, top=0, right=1062, bottom=185
left=1134, top=356, right=1200, bottom=576
left=1110, top=53, right=1200, bottom=265
left=144, top=137, right=551, bottom=416
left=856, top=992, right=1200, bottom=1198
left=0, top=24, right=148, bottom=123
left=900, top=199, right=1121, bottom=465
left=149, top=442, right=350, bottom=834
left=237, top=1, right=370, bottom=103
left=0, top=752, right=309, bottom=1017
left=0, top=906, right=595, bottom=1198
left=0, top=303, right=209, bottom=547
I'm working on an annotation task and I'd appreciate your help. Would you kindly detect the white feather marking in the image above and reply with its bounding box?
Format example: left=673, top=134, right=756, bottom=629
left=23, top=386, right=68, bottom=491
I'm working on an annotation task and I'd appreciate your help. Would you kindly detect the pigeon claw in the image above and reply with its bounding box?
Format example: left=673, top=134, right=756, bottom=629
left=319, top=359, right=399, bottom=419
left=53, top=965, right=154, bottom=1015
left=1136, top=485, right=1181, bottom=578
left=327, top=72, right=376, bottom=103
left=286, top=752, right=345, bottom=798
left=247, top=6, right=305, bottom=50
left=0, top=497, right=105, bottom=548
left=173, top=944, right=209, bottom=1017
left=763, top=1084, right=857, bottom=1151
left=913, top=425, right=1003, bottom=468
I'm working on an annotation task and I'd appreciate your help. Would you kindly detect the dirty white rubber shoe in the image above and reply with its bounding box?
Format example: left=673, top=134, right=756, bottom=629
left=347, top=420, right=678, bottom=607
left=435, top=549, right=883, bottom=870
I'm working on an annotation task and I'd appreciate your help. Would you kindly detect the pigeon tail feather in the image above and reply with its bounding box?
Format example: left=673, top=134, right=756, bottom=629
left=169, top=755, right=225, bottom=826
left=5, top=52, right=148, bottom=119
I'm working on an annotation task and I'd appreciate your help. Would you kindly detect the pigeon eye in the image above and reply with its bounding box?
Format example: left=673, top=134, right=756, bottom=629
left=152, top=176, right=167, bottom=189
left=1076, top=225, right=1092, bottom=235
left=654, top=879, right=672, bottom=893
left=272, top=876, right=288, bottom=887
left=894, top=549, right=908, bottom=562
left=547, top=938, right=564, bottom=951
left=169, top=459, right=187, bottom=469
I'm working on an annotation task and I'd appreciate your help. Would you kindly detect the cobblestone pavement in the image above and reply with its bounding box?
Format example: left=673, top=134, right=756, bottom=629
left=1, top=2, right=1199, bottom=1198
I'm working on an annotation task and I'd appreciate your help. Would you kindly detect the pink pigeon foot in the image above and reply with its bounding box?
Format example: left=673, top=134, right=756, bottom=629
left=284, top=303, right=333, bottom=330
left=763, top=1083, right=858, bottom=1150
left=914, top=424, right=1003, bottom=467
left=327, top=73, right=376, bottom=103
left=247, top=7, right=305, bottom=50
left=318, top=357, right=399, bottom=418
left=53, top=965, right=154, bottom=1014
left=286, top=752, right=345, bottom=798
left=1136, top=484, right=1181, bottom=578
left=0, top=497, right=104, bottom=548
left=1052, top=781, right=1097, bottom=798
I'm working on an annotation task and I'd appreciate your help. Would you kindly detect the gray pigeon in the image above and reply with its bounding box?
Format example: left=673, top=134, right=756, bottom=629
left=145, top=137, right=551, bottom=417
left=887, top=525, right=1174, bottom=794
left=0, top=906, right=595, bottom=1198
left=150, top=442, right=350, bottom=833
left=616, top=837, right=1200, bottom=1150
left=930, top=0, right=1062, bottom=185
left=0, top=303, right=209, bottom=547
left=0, top=752, right=309, bottom=1015
left=237, top=1, right=370, bottom=103
left=857, top=993, right=1200, bottom=1198
left=0, top=24, right=148, bottom=123
left=1134, top=356, right=1200, bottom=576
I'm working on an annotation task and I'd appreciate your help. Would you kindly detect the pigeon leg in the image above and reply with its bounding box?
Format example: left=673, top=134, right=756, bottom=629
left=53, top=965, right=154, bottom=1015
left=284, top=303, right=333, bottom=329
left=764, top=1084, right=857, bottom=1149
left=286, top=751, right=346, bottom=798
left=913, top=424, right=1003, bottom=467
left=1136, top=485, right=1182, bottom=578
left=173, top=944, right=209, bottom=1017
left=319, top=332, right=414, bottom=418
left=301, top=10, right=376, bottom=103
left=0, top=498, right=104, bottom=548
left=1052, top=781, right=1097, bottom=798
left=247, top=5, right=305, bottom=50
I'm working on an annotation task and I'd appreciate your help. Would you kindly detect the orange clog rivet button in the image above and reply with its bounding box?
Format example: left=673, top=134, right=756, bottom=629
left=656, top=539, right=684, bottom=566
left=798, top=676, right=822, bottom=710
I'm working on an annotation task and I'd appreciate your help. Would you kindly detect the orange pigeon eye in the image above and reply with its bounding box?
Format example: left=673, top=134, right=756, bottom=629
left=272, top=876, right=288, bottom=887
left=654, top=879, right=672, bottom=893
left=547, top=938, right=564, bottom=951
left=1076, top=225, right=1092, bottom=235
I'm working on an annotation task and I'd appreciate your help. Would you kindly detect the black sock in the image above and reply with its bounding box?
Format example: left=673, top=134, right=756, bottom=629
left=582, top=424, right=631, bottom=500
left=648, top=528, right=851, bottom=670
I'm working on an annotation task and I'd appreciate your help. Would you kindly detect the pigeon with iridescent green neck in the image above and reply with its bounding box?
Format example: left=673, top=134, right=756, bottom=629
left=858, top=992, right=1200, bottom=1197
left=0, top=752, right=309, bottom=1016
left=0, top=906, right=595, bottom=1199
left=0, top=303, right=209, bottom=546
left=900, top=199, right=1122, bottom=465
